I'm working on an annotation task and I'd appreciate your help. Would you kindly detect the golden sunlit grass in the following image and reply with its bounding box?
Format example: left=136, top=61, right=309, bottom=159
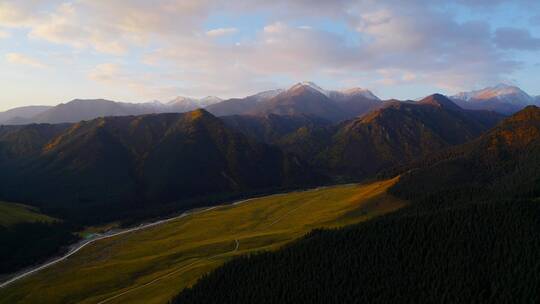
left=0, top=201, right=56, bottom=227
left=0, top=177, right=405, bottom=304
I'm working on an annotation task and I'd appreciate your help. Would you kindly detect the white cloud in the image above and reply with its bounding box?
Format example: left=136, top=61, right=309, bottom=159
left=263, top=22, right=287, bottom=33
left=0, top=29, right=9, bottom=38
left=88, top=63, right=122, bottom=83
left=5, top=52, right=46, bottom=68
left=206, top=27, right=237, bottom=37
left=1, top=0, right=538, bottom=99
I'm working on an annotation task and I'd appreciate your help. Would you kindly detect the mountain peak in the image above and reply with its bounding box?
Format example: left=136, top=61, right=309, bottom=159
left=453, top=84, right=532, bottom=105
left=418, top=94, right=461, bottom=111
left=67, top=98, right=116, bottom=105
left=186, top=108, right=214, bottom=121
left=333, top=87, right=380, bottom=101
left=289, top=82, right=329, bottom=97
left=168, top=96, right=196, bottom=105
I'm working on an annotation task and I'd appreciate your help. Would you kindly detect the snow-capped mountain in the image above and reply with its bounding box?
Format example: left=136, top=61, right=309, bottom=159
left=287, top=82, right=380, bottom=101
left=2, top=82, right=382, bottom=124
left=251, top=89, right=285, bottom=102
left=451, top=84, right=536, bottom=114
left=328, top=87, right=380, bottom=101
left=288, top=81, right=330, bottom=97
left=168, top=96, right=222, bottom=112
left=207, top=81, right=381, bottom=122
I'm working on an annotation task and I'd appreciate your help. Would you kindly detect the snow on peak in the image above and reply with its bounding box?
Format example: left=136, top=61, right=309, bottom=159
left=252, top=89, right=285, bottom=101
left=168, top=96, right=197, bottom=105
left=168, top=96, right=222, bottom=107
left=336, top=88, right=380, bottom=100
left=289, top=81, right=329, bottom=97
left=453, top=84, right=533, bottom=105
left=200, top=96, right=222, bottom=105
left=287, top=82, right=380, bottom=101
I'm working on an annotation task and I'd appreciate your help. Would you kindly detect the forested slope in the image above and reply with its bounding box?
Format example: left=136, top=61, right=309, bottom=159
left=172, top=106, right=540, bottom=304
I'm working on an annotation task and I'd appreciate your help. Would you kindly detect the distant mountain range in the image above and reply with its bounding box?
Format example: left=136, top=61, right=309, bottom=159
left=0, top=106, right=53, bottom=125
left=0, top=82, right=381, bottom=125
left=207, top=82, right=382, bottom=122
left=451, top=83, right=539, bottom=114
left=1, top=82, right=537, bottom=125
left=0, top=97, right=223, bottom=125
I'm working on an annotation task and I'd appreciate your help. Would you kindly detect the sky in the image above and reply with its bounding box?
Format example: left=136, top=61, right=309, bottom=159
left=1, top=0, right=540, bottom=111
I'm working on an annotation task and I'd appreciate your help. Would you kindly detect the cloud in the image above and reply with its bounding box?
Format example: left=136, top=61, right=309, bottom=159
left=88, top=63, right=187, bottom=100
left=0, top=29, right=9, bottom=38
left=0, top=0, right=536, bottom=98
left=88, top=63, right=122, bottom=82
left=494, top=27, right=540, bottom=50
left=263, top=22, right=287, bottom=33
left=531, top=15, right=540, bottom=26
left=206, top=27, right=238, bottom=37
left=5, top=52, right=46, bottom=68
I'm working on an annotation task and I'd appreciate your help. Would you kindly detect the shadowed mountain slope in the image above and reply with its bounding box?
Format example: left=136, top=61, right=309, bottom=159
left=280, top=94, right=505, bottom=180
left=172, top=105, right=540, bottom=304
left=0, top=110, right=319, bottom=223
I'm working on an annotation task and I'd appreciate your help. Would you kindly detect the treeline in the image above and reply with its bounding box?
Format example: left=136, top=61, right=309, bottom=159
left=171, top=107, right=540, bottom=303
left=172, top=199, right=540, bottom=304
left=0, top=222, right=78, bottom=274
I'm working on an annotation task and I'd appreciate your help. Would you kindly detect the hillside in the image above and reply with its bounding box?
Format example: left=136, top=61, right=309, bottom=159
left=0, top=202, right=56, bottom=227
left=0, top=179, right=405, bottom=304
left=0, top=110, right=320, bottom=223
left=283, top=94, right=504, bottom=180
left=221, top=114, right=331, bottom=143
left=171, top=106, right=540, bottom=304
left=0, top=201, right=74, bottom=275
left=391, top=105, right=540, bottom=202
left=0, top=123, right=71, bottom=160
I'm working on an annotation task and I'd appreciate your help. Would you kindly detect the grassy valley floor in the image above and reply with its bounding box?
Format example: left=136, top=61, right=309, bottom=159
left=0, top=177, right=405, bottom=304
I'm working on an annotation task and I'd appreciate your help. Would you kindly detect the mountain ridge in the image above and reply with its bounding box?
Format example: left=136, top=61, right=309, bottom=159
left=451, top=83, right=537, bottom=114
left=0, top=109, right=320, bottom=223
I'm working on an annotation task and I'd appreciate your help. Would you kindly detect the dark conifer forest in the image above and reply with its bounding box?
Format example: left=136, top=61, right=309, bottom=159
left=0, top=222, right=77, bottom=275
left=172, top=106, right=540, bottom=304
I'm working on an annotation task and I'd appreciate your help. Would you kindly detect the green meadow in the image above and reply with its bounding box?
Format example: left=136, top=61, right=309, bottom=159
left=0, top=177, right=405, bottom=304
left=0, top=201, right=56, bottom=227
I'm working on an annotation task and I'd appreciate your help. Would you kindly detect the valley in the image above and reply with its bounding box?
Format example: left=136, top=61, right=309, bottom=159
left=0, top=178, right=405, bottom=304
left=2, top=2, right=539, bottom=303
